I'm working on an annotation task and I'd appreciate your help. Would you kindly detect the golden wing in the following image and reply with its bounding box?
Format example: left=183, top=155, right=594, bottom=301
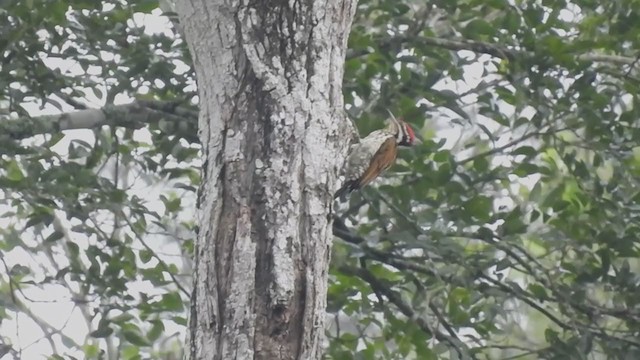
left=358, top=137, right=398, bottom=187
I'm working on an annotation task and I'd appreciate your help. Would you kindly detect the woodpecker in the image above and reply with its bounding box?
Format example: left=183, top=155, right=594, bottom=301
left=334, top=114, right=416, bottom=200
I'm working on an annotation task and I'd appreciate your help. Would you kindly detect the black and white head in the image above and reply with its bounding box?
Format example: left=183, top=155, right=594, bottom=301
left=386, top=110, right=416, bottom=147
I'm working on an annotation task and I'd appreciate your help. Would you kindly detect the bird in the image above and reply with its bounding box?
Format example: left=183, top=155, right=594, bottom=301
left=334, top=113, right=417, bottom=200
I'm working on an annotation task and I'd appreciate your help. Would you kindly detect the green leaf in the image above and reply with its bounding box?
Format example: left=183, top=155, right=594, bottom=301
left=501, top=207, right=528, bottom=236
left=433, top=150, right=451, bottom=163
left=542, top=184, right=566, bottom=209
left=513, top=162, right=539, bottom=177
left=123, top=329, right=150, bottom=346
left=473, top=157, right=490, bottom=172
left=139, top=249, right=153, bottom=263
left=6, top=160, right=24, bottom=181
left=528, top=283, right=548, bottom=300
left=45, top=231, right=65, bottom=243
left=46, top=132, right=66, bottom=148
left=147, top=320, right=165, bottom=341
left=160, top=194, right=181, bottom=213
left=463, top=19, right=496, bottom=38
left=25, top=212, right=54, bottom=229
left=512, top=146, right=537, bottom=157
left=89, top=326, right=113, bottom=338
left=122, top=346, right=141, bottom=360
left=159, top=292, right=183, bottom=311
left=111, top=313, right=134, bottom=324
left=464, top=195, right=493, bottom=222
left=172, top=316, right=187, bottom=326
left=83, top=344, right=100, bottom=357
left=66, top=241, right=80, bottom=259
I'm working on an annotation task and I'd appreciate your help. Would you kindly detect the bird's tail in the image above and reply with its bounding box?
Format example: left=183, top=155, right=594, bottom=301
left=334, top=180, right=359, bottom=201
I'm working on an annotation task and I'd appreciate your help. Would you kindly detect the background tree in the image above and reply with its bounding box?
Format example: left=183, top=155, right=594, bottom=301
left=2, top=0, right=640, bottom=360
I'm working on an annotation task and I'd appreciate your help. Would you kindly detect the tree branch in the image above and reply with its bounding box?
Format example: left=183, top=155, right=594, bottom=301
left=347, top=34, right=640, bottom=66
left=1, top=100, right=198, bottom=142
left=332, top=218, right=640, bottom=352
left=339, top=265, right=474, bottom=359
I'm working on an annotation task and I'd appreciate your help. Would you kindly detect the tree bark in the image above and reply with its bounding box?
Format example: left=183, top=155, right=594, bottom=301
left=175, top=1, right=357, bottom=359
left=1, top=101, right=198, bottom=142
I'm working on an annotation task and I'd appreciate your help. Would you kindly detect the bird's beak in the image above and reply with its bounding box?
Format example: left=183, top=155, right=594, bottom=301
left=386, top=109, right=398, bottom=123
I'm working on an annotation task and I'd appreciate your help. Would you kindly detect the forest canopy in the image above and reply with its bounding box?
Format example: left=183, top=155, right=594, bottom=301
left=1, top=0, right=640, bottom=359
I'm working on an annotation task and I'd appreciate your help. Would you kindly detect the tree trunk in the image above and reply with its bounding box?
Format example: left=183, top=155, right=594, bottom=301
left=175, top=1, right=357, bottom=359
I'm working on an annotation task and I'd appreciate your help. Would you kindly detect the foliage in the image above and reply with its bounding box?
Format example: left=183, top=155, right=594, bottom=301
left=330, top=1, right=640, bottom=359
left=0, top=1, right=195, bottom=359
left=2, top=0, right=640, bottom=359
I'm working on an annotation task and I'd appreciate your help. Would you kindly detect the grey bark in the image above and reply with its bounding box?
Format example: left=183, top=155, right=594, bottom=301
left=175, top=1, right=357, bottom=359
left=1, top=100, right=198, bottom=142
